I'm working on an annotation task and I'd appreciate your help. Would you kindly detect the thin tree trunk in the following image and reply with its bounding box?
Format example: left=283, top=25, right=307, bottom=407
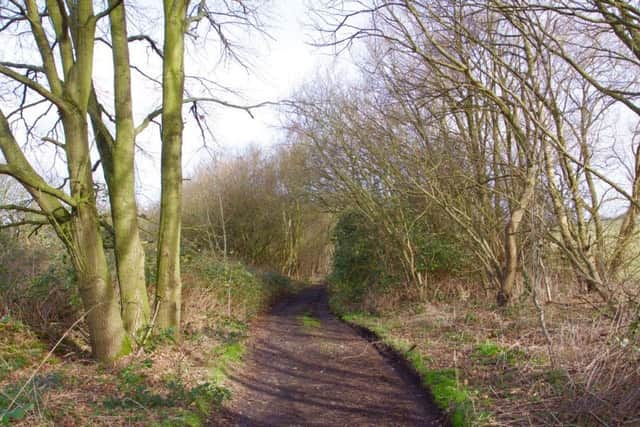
left=608, top=143, right=640, bottom=279
left=155, top=0, right=188, bottom=334
left=498, top=163, right=538, bottom=306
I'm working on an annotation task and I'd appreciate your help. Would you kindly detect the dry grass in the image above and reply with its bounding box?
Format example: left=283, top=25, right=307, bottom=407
left=1, top=296, right=229, bottom=425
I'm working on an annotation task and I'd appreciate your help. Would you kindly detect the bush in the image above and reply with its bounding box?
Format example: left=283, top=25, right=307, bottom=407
left=328, top=211, right=385, bottom=311
left=327, top=208, right=466, bottom=313
left=413, top=232, right=464, bottom=275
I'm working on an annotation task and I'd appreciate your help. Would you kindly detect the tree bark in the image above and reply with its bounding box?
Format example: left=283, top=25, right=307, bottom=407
left=155, top=0, right=188, bottom=334
left=104, top=0, right=150, bottom=336
left=64, top=109, right=132, bottom=361
left=498, top=163, right=538, bottom=306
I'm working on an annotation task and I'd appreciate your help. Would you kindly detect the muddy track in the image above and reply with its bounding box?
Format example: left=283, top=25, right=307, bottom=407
left=215, top=286, right=447, bottom=426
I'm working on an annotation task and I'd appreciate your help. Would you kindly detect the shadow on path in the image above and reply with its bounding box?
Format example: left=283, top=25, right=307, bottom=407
left=212, top=286, right=447, bottom=426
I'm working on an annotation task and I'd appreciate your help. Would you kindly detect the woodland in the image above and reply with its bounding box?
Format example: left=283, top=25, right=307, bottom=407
left=0, top=1, right=639, bottom=425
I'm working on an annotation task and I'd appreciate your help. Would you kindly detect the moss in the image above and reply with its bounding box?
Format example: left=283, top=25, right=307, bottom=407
left=473, top=340, right=526, bottom=366
left=300, top=312, right=321, bottom=328
left=116, top=335, right=134, bottom=359
left=422, top=369, right=472, bottom=426
left=209, top=341, right=245, bottom=383
left=220, top=342, right=245, bottom=363
left=475, top=341, right=502, bottom=358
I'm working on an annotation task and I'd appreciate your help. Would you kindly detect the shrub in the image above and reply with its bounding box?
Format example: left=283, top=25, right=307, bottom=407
left=0, top=231, right=80, bottom=345
left=328, top=210, right=385, bottom=310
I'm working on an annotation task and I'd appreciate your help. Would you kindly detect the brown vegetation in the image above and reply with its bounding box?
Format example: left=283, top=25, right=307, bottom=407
left=182, top=146, right=333, bottom=280
left=347, top=279, right=639, bottom=425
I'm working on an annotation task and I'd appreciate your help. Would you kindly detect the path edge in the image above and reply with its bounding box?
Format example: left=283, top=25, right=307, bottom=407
left=341, top=317, right=452, bottom=427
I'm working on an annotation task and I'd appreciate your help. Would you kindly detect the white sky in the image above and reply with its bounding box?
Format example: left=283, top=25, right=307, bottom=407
left=124, top=0, right=342, bottom=205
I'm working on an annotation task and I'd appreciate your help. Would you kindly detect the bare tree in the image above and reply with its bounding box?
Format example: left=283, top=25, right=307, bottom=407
left=0, top=0, right=129, bottom=361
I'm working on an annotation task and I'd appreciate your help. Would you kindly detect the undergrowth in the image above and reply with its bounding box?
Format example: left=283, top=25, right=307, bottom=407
left=102, top=358, right=230, bottom=426
left=334, top=289, right=639, bottom=426
left=0, top=249, right=293, bottom=426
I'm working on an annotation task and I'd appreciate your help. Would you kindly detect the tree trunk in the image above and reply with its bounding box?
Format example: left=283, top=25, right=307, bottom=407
left=106, top=0, right=150, bottom=336
left=498, top=164, right=538, bottom=306
left=608, top=144, right=640, bottom=279
left=155, top=0, right=188, bottom=334
left=70, top=205, right=131, bottom=361
left=65, top=114, right=131, bottom=362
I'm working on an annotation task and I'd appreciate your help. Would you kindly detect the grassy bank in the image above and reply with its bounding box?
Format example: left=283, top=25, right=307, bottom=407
left=0, top=251, right=293, bottom=426
left=341, top=312, right=480, bottom=427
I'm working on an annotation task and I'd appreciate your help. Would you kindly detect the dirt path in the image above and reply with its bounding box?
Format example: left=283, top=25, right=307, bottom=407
left=217, top=286, right=447, bottom=426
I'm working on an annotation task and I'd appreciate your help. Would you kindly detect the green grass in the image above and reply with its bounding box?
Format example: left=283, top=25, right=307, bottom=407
left=473, top=340, right=526, bottom=366
left=300, top=312, right=321, bottom=328
left=209, top=341, right=245, bottom=383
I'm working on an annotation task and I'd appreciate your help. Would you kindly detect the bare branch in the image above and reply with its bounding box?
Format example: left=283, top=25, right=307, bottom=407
left=0, top=204, right=47, bottom=216
left=0, top=219, right=49, bottom=229
left=41, top=137, right=65, bottom=148
left=128, top=34, right=164, bottom=58
left=95, top=0, right=124, bottom=21
left=0, top=61, right=45, bottom=73
left=135, top=97, right=279, bottom=135
left=0, top=64, right=67, bottom=109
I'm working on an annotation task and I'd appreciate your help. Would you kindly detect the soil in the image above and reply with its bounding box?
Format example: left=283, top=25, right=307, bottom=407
left=215, top=285, right=447, bottom=426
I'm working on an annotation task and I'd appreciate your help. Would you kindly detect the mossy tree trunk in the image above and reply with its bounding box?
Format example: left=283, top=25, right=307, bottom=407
left=98, top=0, right=151, bottom=336
left=64, top=114, right=131, bottom=361
left=155, top=0, right=188, bottom=335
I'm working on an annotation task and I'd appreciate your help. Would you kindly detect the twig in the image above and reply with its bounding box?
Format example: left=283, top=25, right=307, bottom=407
left=136, top=302, right=160, bottom=355
left=341, top=341, right=380, bottom=360
left=122, top=397, right=154, bottom=417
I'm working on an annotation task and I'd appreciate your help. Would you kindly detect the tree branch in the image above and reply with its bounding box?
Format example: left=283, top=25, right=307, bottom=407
left=135, top=97, right=279, bottom=135
left=0, top=204, right=47, bottom=216
left=95, top=0, right=124, bottom=21
left=0, top=64, right=67, bottom=110
left=0, top=61, right=45, bottom=73
left=128, top=34, right=164, bottom=58
left=0, top=219, right=49, bottom=229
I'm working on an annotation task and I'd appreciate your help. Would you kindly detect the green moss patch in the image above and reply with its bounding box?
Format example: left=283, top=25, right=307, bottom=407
left=209, top=341, right=245, bottom=383
left=300, top=312, right=321, bottom=329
